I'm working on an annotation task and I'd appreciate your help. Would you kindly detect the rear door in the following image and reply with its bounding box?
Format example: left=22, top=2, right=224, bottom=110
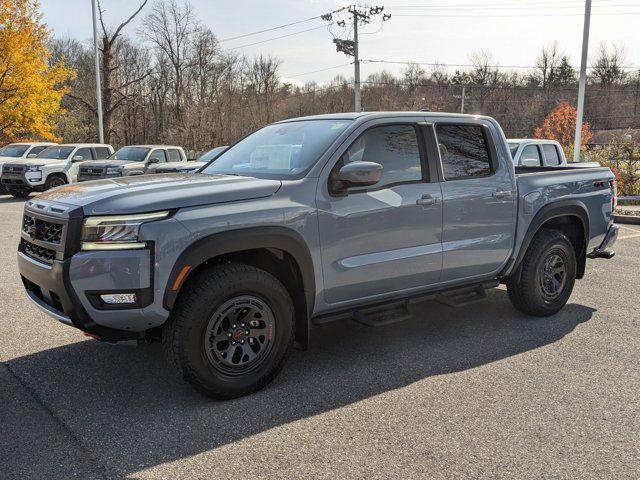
left=433, top=122, right=517, bottom=282
left=317, top=118, right=443, bottom=305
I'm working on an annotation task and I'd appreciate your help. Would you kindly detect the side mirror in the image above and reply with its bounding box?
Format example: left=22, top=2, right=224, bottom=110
left=521, top=158, right=540, bottom=167
left=27, top=153, right=38, bottom=158
left=148, top=157, right=159, bottom=164
left=332, top=161, right=382, bottom=194
left=72, top=155, right=84, bottom=161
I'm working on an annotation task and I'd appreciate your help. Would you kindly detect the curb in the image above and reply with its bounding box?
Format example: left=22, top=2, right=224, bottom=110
left=614, top=214, right=640, bottom=225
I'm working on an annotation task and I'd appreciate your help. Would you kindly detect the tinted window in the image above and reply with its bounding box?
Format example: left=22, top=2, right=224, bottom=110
left=28, top=145, right=48, bottom=156
left=520, top=145, right=542, bottom=166
left=0, top=144, right=29, bottom=157
left=37, top=146, right=75, bottom=159
left=167, top=149, right=182, bottom=162
left=542, top=144, right=561, bottom=166
left=203, top=120, right=352, bottom=179
left=149, top=149, right=167, bottom=162
left=436, top=124, right=492, bottom=179
left=342, top=124, right=423, bottom=189
left=94, top=147, right=111, bottom=159
left=111, top=147, right=150, bottom=161
left=74, top=147, right=93, bottom=160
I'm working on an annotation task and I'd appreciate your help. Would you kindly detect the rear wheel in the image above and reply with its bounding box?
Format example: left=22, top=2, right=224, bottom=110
left=507, top=229, right=576, bottom=316
left=45, top=175, right=67, bottom=190
left=162, top=263, right=294, bottom=400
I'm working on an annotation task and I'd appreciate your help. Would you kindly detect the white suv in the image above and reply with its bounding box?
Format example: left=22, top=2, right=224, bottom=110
left=1, top=143, right=113, bottom=198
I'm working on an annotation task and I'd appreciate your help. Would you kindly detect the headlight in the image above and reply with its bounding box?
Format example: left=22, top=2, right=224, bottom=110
left=81, top=211, right=170, bottom=250
left=27, top=164, right=43, bottom=172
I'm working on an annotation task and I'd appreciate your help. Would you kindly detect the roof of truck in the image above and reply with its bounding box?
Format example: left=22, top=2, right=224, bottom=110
left=508, top=138, right=560, bottom=144
left=117, top=145, right=184, bottom=149
left=57, top=143, right=113, bottom=148
left=280, top=111, right=493, bottom=123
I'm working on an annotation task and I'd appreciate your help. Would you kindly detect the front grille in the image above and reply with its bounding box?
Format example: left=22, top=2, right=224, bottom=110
left=22, top=214, right=63, bottom=244
left=3, top=165, right=26, bottom=174
left=21, top=238, right=56, bottom=264
left=79, top=167, right=105, bottom=177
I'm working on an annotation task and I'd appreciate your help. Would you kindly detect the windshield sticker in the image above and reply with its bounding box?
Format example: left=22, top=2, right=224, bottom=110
left=251, top=145, right=292, bottom=170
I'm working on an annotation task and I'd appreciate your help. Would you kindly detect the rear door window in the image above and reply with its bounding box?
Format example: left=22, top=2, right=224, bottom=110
left=520, top=145, right=542, bottom=166
left=167, top=149, right=182, bottom=162
left=435, top=124, right=492, bottom=180
left=94, top=147, right=111, bottom=159
left=542, top=144, right=561, bottom=166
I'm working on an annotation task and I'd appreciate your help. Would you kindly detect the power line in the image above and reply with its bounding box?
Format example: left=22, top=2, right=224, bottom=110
left=391, top=11, right=640, bottom=17
left=282, top=63, right=353, bottom=78
left=361, top=59, right=640, bottom=70
left=227, top=25, right=327, bottom=50
left=218, top=16, right=322, bottom=42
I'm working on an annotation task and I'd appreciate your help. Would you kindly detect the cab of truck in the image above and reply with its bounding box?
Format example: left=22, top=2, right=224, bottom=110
left=508, top=139, right=567, bottom=167
left=77, top=145, right=186, bottom=181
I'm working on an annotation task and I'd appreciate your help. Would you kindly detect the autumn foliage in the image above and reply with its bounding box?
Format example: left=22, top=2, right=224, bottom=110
left=534, top=101, right=593, bottom=150
left=0, top=0, right=73, bottom=142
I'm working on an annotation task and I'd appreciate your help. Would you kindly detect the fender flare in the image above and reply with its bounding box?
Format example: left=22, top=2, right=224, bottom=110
left=163, top=226, right=316, bottom=318
left=45, top=171, right=70, bottom=185
left=510, top=199, right=590, bottom=277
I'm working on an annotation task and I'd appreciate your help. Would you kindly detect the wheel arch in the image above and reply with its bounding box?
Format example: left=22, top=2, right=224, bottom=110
left=511, top=200, right=589, bottom=280
left=45, top=171, right=70, bottom=185
left=163, top=226, right=315, bottom=349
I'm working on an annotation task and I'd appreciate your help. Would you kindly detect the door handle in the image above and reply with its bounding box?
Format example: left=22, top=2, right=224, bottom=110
left=416, top=194, right=438, bottom=206
left=492, top=189, right=511, bottom=199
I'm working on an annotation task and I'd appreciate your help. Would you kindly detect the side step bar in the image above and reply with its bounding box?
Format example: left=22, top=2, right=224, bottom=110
left=312, top=281, right=499, bottom=327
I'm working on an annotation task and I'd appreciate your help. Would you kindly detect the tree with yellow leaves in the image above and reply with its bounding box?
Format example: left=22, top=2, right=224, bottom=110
left=0, top=0, right=73, bottom=143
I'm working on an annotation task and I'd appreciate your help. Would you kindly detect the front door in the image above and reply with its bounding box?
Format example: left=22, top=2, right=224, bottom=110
left=433, top=122, right=517, bottom=282
left=317, top=120, right=443, bottom=306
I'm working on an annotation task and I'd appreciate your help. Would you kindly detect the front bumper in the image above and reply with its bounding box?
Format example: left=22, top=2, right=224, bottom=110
left=2, top=171, right=44, bottom=191
left=77, top=173, right=121, bottom=182
left=588, top=223, right=618, bottom=259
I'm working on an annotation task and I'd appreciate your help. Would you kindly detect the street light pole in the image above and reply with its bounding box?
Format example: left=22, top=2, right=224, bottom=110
left=91, top=0, right=105, bottom=143
left=353, top=8, right=361, bottom=113
left=573, top=0, right=591, bottom=162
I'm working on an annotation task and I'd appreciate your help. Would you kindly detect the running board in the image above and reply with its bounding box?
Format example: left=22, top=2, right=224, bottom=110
left=587, top=250, right=615, bottom=259
left=352, top=301, right=412, bottom=327
left=435, top=283, right=494, bottom=307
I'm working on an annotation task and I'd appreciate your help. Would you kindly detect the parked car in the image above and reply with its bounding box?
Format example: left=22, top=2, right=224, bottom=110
left=1, top=143, right=113, bottom=198
left=153, top=146, right=228, bottom=174
left=508, top=139, right=567, bottom=167
left=77, top=145, right=186, bottom=182
left=0, top=142, right=58, bottom=194
left=17, top=112, right=618, bottom=399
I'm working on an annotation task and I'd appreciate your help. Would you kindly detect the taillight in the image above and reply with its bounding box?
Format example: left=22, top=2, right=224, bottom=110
left=610, top=179, right=617, bottom=210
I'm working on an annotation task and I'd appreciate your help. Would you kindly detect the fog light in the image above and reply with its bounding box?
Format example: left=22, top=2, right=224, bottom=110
left=100, top=293, right=137, bottom=304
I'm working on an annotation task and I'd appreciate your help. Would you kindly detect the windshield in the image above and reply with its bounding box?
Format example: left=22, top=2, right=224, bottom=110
left=508, top=143, right=520, bottom=158
left=202, top=120, right=352, bottom=178
left=37, top=146, right=75, bottom=160
left=197, top=146, right=228, bottom=163
left=110, top=147, right=150, bottom=161
left=0, top=144, right=30, bottom=157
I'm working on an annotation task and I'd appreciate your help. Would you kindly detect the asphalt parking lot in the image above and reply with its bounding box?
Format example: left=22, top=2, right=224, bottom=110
left=1, top=194, right=639, bottom=480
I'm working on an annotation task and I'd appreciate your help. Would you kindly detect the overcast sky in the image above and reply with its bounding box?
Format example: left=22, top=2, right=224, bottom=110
left=40, top=0, right=640, bottom=85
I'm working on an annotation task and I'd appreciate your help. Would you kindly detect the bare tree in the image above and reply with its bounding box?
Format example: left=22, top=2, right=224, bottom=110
left=591, top=42, right=628, bottom=86
left=142, top=0, right=195, bottom=120
left=535, top=42, right=563, bottom=89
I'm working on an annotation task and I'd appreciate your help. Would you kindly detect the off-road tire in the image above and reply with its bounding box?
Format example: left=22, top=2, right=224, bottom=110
left=45, top=174, right=67, bottom=190
left=162, top=263, right=294, bottom=400
left=507, top=229, right=576, bottom=316
left=9, top=189, right=30, bottom=199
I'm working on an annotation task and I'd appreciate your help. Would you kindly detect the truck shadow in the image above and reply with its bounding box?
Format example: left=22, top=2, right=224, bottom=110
left=5, top=289, right=595, bottom=477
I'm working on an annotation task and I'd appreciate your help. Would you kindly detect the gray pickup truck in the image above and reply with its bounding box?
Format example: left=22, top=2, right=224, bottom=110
left=16, top=112, right=618, bottom=399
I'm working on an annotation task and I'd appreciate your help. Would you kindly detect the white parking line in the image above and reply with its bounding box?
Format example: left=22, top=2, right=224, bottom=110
left=618, top=224, right=640, bottom=240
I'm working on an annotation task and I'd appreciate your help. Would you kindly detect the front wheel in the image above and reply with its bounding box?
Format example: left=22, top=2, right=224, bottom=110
left=9, top=189, right=30, bottom=199
left=162, top=263, right=294, bottom=400
left=45, top=175, right=67, bottom=190
left=507, top=229, right=576, bottom=316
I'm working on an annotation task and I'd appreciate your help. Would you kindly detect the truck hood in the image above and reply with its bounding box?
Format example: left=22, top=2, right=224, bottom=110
left=37, top=173, right=282, bottom=215
left=79, top=160, right=144, bottom=169
left=4, top=158, right=68, bottom=167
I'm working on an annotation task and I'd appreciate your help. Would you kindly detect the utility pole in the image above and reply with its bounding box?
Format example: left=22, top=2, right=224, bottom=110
left=454, top=85, right=467, bottom=113
left=573, top=0, right=591, bottom=162
left=91, top=0, right=104, bottom=143
left=322, top=5, right=391, bottom=113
